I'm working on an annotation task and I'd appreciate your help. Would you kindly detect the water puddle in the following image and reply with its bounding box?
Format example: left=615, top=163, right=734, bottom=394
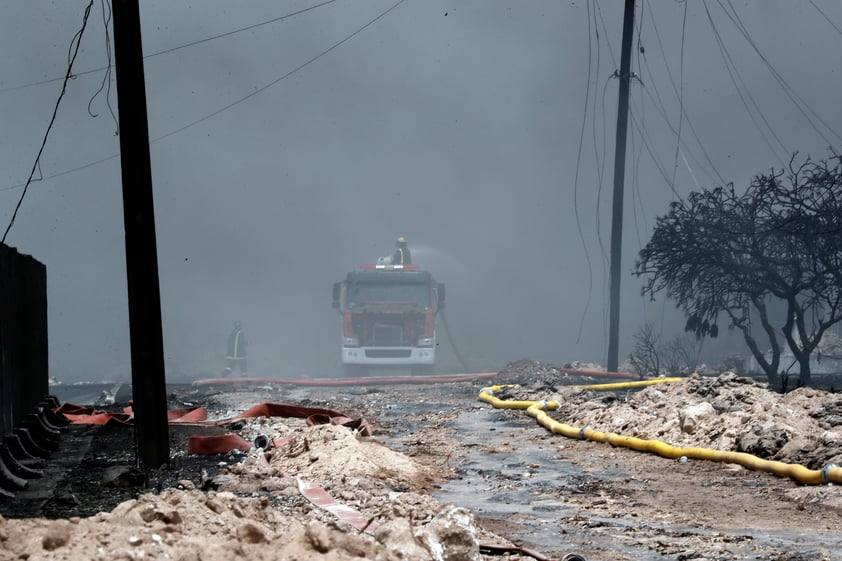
left=432, top=405, right=840, bottom=558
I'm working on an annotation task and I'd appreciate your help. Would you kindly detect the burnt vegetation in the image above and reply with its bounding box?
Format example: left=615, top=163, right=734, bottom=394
left=635, top=154, right=842, bottom=387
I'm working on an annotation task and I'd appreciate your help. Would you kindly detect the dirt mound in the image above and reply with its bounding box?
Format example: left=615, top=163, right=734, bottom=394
left=497, top=370, right=842, bottom=469
left=0, top=422, right=495, bottom=561
left=268, top=423, right=433, bottom=489
left=495, top=358, right=607, bottom=387
left=0, top=489, right=447, bottom=561
left=5, top=366, right=841, bottom=560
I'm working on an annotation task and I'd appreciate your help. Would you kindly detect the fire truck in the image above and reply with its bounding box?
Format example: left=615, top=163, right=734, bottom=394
left=332, top=264, right=445, bottom=376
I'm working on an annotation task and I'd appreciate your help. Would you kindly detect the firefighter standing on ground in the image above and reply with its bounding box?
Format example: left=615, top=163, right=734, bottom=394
left=393, top=236, right=411, bottom=265
left=223, top=321, right=247, bottom=376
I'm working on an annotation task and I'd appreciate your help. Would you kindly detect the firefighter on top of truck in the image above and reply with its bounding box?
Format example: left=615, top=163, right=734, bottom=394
left=393, top=236, right=411, bottom=265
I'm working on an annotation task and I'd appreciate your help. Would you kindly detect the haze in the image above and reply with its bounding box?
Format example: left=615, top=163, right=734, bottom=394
left=1, top=1, right=839, bottom=382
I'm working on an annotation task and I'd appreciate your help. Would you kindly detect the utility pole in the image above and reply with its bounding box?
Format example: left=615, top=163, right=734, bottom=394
left=112, top=0, right=170, bottom=468
left=607, top=0, right=636, bottom=373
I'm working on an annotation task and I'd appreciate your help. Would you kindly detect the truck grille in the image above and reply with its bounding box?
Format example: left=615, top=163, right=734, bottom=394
left=365, top=349, right=412, bottom=358
left=372, top=323, right=402, bottom=346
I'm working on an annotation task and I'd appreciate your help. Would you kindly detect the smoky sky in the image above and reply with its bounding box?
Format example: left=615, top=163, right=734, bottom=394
left=1, top=1, right=840, bottom=382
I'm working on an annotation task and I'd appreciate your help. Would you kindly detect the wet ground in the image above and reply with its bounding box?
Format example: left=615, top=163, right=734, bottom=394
left=431, top=406, right=842, bottom=560
left=3, top=377, right=840, bottom=560
left=303, top=380, right=841, bottom=560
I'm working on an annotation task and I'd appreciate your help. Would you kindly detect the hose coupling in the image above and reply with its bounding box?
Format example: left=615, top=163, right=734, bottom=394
left=578, top=426, right=591, bottom=440
left=481, top=387, right=494, bottom=396
left=540, top=399, right=549, bottom=411
left=253, top=434, right=271, bottom=451
left=821, top=463, right=838, bottom=484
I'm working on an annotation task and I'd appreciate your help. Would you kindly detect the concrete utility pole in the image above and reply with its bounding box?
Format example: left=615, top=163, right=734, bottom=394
left=112, top=0, right=170, bottom=468
left=607, top=0, right=636, bottom=373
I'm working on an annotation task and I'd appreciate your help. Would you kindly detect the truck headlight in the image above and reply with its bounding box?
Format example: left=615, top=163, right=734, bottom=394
left=343, top=337, right=359, bottom=346
left=417, top=337, right=433, bottom=347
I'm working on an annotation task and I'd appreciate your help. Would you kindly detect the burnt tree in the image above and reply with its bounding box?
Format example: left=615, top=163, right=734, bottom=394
left=635, top=154, right=842, bottom=387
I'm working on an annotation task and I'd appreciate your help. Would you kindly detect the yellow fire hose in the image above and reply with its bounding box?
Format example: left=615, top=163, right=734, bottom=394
left=479, top=382, right=842, bottom=485
left=573, top=377, right=684, bottom=391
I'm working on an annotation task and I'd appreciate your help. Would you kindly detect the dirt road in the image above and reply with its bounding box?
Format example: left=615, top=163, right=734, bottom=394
left=282, top=374, right=841, bottom=560
left=1, top=366, right=841, bottom=560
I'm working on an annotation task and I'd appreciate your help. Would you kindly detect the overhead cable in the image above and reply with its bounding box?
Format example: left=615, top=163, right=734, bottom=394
left=719, top=0, right=842, bottom=147
left=646, top=3, right=726, bottom=186
left=2, top=1, right=95, bottom=243
left=670, top=0, right=688, bottom=192
left=86, top=0, right=119, bottom=132
left=702, top=0, right=788, bottom=165
left=630, top=0, right=649, bottom=251
left=572, top=0, right=597, bottom=344
left=1, top=0, right=407, bottom=193
left=638, top=82, right=721, bottom=187
left=152, top=0, right=407, bottom=143
left=808, top=0, right=842, bottom=37
left=628, top=105, right=676, bottom=193
left=0, top=0, right=339, bottom=94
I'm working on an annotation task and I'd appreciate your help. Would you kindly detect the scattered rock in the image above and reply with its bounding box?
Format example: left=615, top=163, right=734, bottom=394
left=374, top=517, right=432, bottom=560
left=102, top=466, right=146, bottom=488
left=237, top=521, right=269, bottom=543
left=41, top=523, right=71, bottom=551
left=736, top=425, right=789, bottom=458
left=679, top=402, right=716, bottom=434
left=417, top=505, right=481, bottom=561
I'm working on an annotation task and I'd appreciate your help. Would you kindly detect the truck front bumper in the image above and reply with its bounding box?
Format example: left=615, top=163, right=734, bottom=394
left=342, top=346, right=435, bottom=366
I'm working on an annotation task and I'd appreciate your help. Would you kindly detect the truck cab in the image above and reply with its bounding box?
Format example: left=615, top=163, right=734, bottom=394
left=333, top=264, right=445, bottom=376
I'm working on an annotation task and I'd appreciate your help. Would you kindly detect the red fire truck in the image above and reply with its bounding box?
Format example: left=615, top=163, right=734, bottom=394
left=332, top=264, right=445, bottom=376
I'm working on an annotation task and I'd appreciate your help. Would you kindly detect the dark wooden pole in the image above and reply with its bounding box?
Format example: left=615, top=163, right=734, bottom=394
left=607, top=0, right=636, bottom=373
left=112, top=0, right=169, bottom=468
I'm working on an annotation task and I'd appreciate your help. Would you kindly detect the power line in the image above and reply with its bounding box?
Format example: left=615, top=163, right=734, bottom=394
left=637, top=81, right=721, bottom=187
left=596, top=73, right=613, bottom=310
left=628, top=104, right=675, bottom=191
left=152, top=0, right=406, bottom=142
left=669, top=0, right=688, bottom=192
left=1, top=0, right=407, bottom=193
left=572, top=0, right=597, bottom=344
left=595, top=7, right=615, bottom=352
left=86, top=0, right=118, bottom=132
left=2, top=1, right=95, bottom=243
left=646, top=3, right=726, bottom=186
left=719, top=0, right=842, bottom=147
left=594, top=0, right=618, bottom=67
left=590, top=7, right=606, bottom=206
left=631, top=0, right=650, bottom=252
left=808, top=0, right=842, bottom=36
left=0, top=0, right=339, bottom=94
left=702, top=0, right=788, bottom=165
left=590, top=41, right=610, bottom=299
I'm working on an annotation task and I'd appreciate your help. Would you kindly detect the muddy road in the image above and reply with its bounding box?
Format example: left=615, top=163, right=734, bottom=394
left=3, top=367, right=841, bottom=561
left=279, top=377, right=840, bottom=561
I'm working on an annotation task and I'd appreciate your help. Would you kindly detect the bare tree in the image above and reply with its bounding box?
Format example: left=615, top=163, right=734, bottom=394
left=628, top=326, right=703, bottom=378
left=628, top=323, right=661, bottom=379
left=635, top=154, right=842, bottom=387
left=660, top=332, right=704, bottom=376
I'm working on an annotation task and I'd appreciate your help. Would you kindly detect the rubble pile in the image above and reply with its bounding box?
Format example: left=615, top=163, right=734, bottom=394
left=218, top=422, right=447, bottom=525
left=0, top=488, right=472, bottom=561
left=495, top=359, right=605, bottom=387
left=500, top=370, right=842, bottom=469
left=0, top=419, right=514, bottom=561
left=3, top=365, right=841, bottom=560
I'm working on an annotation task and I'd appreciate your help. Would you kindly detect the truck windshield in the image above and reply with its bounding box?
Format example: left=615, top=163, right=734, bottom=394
left=348, top=283, right=430, bottom=308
